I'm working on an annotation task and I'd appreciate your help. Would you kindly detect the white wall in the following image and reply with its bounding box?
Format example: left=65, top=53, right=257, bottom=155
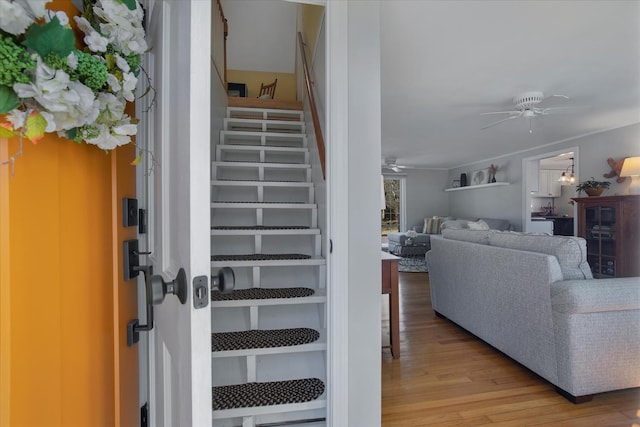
left=340, top=2, right=382, bottom=426
left=447, top=124, right=640, bottom=230
left=399, top=169, right=450, bottom=230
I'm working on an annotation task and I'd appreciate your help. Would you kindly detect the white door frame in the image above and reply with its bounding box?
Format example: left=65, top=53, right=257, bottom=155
left=326, top=1, right=349, bottom=425
left=522, top=146, right=579, bottom=233
left=136, top=1, right=212, bottom=426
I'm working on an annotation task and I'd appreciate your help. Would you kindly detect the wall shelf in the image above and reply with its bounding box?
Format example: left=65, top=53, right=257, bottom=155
left=444, top=182, right=510, bottom=192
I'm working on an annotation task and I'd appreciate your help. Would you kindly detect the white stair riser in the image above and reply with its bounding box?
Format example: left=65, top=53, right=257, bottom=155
left=221, top=131, right=307, bottom=148
left=212, top=352, right=326, bottom=386
left=224, top=118, right=306, bottom=133
left=211, top=265, right=326, bottom=291
left=212, top=186, right=314, bottom=204
left=211, top=209, right=317, bottom=228
left=213, top=163, right=311, bottom=183
left=227, top=107, right=305, bottom=122
left=216, top=146, right=309, bottom=165
left=211, top=234, right=321, bottom=257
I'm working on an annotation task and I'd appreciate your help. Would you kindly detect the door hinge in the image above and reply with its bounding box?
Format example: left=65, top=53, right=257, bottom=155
left=140, top=402, right=148, bottom=427
left=330, top=239, right=333, bottom=254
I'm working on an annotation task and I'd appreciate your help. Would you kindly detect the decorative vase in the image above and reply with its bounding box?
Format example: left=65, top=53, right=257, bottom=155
left=460, top=173, right=467, bottom=187
left=585, top=188, right=604, bottom=197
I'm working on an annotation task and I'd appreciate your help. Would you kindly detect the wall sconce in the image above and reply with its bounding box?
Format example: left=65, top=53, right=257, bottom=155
left=620, top=157, right=640, bottom=194
left=558, top=157, right=575, bottom=185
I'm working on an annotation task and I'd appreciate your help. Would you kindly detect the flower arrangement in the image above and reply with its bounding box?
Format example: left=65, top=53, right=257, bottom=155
left=0, top=0, right=147, bottom=151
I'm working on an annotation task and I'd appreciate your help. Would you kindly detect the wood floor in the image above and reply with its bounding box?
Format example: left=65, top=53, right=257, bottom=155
left=381, top=272, right=640, bottom=426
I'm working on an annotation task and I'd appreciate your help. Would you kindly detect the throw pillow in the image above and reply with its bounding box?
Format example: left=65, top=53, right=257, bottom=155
left=423, top=217, right=444, bottom=234
left=467, top=219, right=490, bottom=230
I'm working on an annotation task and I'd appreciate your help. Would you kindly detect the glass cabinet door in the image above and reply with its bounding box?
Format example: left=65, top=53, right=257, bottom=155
left=584, top=205, right=616, bottom=278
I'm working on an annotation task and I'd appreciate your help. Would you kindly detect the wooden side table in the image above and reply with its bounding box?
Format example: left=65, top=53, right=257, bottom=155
left=381, top=251, right=400, bottom=358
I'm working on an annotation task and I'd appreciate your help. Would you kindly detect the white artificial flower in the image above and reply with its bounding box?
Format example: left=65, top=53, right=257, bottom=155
left=39, top=111, right=57, bottom=132
left=96, top=92, right=125, bottom=123
left=5, top=109, right=28, bottom=129
left=114, top=54, right=130, bottom=73
left=45, top=9, right=68, bottom=26
left=24, top=0, right=51, bottom=18
left=0, top=0, right=35, bottom=35
left=84, top=121, right=133, bottom=150
left=94, top=0, right=147, bottom=55
left=106, top=74, right=121, bottom=92
left=120, top=72, right=137, bottom=102
left=73, top=16, right=110, bottom=52
left=13, top=59, right=100, bottom=132
left=66, top=52, right=78, bottom=70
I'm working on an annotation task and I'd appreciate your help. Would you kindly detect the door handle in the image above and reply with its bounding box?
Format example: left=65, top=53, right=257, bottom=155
left=127, top=263, right=188, bottom=346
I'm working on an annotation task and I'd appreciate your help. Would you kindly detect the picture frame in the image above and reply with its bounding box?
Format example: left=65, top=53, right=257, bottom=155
left=471, top=168, right=490, bottom=186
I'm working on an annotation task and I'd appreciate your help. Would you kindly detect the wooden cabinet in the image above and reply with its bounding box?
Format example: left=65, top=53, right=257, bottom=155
left=573, top=195, right=640, bottom=278
left=531, top=169, right=562, bottom=197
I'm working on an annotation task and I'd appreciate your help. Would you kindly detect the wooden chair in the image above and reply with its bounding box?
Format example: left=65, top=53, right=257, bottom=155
left=258, top=78, right=277, bottom=99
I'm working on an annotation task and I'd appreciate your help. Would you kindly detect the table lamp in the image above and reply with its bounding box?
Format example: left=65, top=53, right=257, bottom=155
left=620, top=156, right=640, bottom=194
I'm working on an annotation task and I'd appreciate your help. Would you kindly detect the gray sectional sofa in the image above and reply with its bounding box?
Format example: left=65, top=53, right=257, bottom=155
left=387, top=217, right=512, bottom=256
left=426, top=229, right=640, bottom=402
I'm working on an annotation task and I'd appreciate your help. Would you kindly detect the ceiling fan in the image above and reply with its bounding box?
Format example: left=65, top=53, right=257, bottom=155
left=480, top=91, right=570, bottom=133
left=383, top=158, right=408, bottom=172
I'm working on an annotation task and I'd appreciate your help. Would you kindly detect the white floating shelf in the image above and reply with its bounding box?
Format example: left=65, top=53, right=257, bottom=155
left=445, top=182, right=510, bottom=192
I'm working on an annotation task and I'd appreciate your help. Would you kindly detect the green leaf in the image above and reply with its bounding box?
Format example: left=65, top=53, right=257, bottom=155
left=22, top=16, right=76, bottom=59
left=0, top=124, right=15, bottom=138
left=24, top=111, right=47, bottom=143
left=0, top=85, right=20, bottom=114
left=118, top=0, right=138, bottom=11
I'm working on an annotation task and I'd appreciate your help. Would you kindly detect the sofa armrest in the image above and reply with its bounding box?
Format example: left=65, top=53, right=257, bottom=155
left=551, top=278, right=640, bottom=314
left=551, top=277, right=640, bottom=396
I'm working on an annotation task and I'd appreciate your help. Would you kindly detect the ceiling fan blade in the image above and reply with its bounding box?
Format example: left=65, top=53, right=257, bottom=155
left=480, top=110, right=521, bottom=116
left=538, top=94, right=570, bottom=108
left=538, top=106, right=573, bottom=115
left=481, top=114, right=521, bottom=130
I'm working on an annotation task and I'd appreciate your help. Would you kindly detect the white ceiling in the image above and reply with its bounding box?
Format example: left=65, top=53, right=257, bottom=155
left=380, top=0, right=640, bottom=170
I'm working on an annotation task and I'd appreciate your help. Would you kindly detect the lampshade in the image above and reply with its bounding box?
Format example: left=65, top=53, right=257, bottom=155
left=620, top=157, right=640, bottom=194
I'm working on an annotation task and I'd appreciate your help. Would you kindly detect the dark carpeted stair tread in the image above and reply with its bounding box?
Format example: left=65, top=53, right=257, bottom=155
left=212, top=328, right=319, bottom=352
left=214, top=200, right=307, bottom=204
left=211, top=225, right=310, bottom=230
left=212, top=378, right=325, bottom=410
left=211, top=287, right=315, bottom=301
left=217, top=160, right=303, bottom=164
left=216, top=179, right=307, bottom=183
left=211, top=253, right=311, bottom=261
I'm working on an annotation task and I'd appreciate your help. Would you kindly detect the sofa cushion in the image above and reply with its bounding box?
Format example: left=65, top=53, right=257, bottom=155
left=442, top=229, right=495, bottom=244
left=479, top=218, right=512, bottom=231
left=489, top=232, right=593, bottom=280
left=440, top=219, right=470, bottom=231
left=467, top=219, right=490, bottom=230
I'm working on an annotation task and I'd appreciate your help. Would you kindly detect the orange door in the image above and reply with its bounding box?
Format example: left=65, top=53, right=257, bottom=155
left=1, top=118, right=138, bottom=427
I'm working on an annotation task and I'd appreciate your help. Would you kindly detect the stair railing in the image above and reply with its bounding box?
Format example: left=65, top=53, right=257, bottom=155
left=212, top=0, right=228, bottom=87
left=297, top=32, right=326, bottom=179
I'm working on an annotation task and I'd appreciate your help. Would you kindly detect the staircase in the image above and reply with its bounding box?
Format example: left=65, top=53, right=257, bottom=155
left=210, top=106, right=327, bottom=427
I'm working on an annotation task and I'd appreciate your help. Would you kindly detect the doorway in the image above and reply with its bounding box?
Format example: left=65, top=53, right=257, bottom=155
left=381, top=176, right=406, bottom=246
left=522, top=148, right=578, bottom=235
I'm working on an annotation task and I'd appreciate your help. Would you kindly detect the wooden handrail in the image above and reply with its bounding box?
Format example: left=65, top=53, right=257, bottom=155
left=212, top=0, right=228, bottom=87
left=297, top=32, right=326, bottom=179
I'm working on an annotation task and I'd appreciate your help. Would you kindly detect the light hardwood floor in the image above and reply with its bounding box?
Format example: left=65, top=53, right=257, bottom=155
left=382, top=272, right=640, bottom=426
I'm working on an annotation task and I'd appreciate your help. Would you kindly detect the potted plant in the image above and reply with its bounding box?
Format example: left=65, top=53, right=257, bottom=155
left=576, top=177, right=611, bottom=196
